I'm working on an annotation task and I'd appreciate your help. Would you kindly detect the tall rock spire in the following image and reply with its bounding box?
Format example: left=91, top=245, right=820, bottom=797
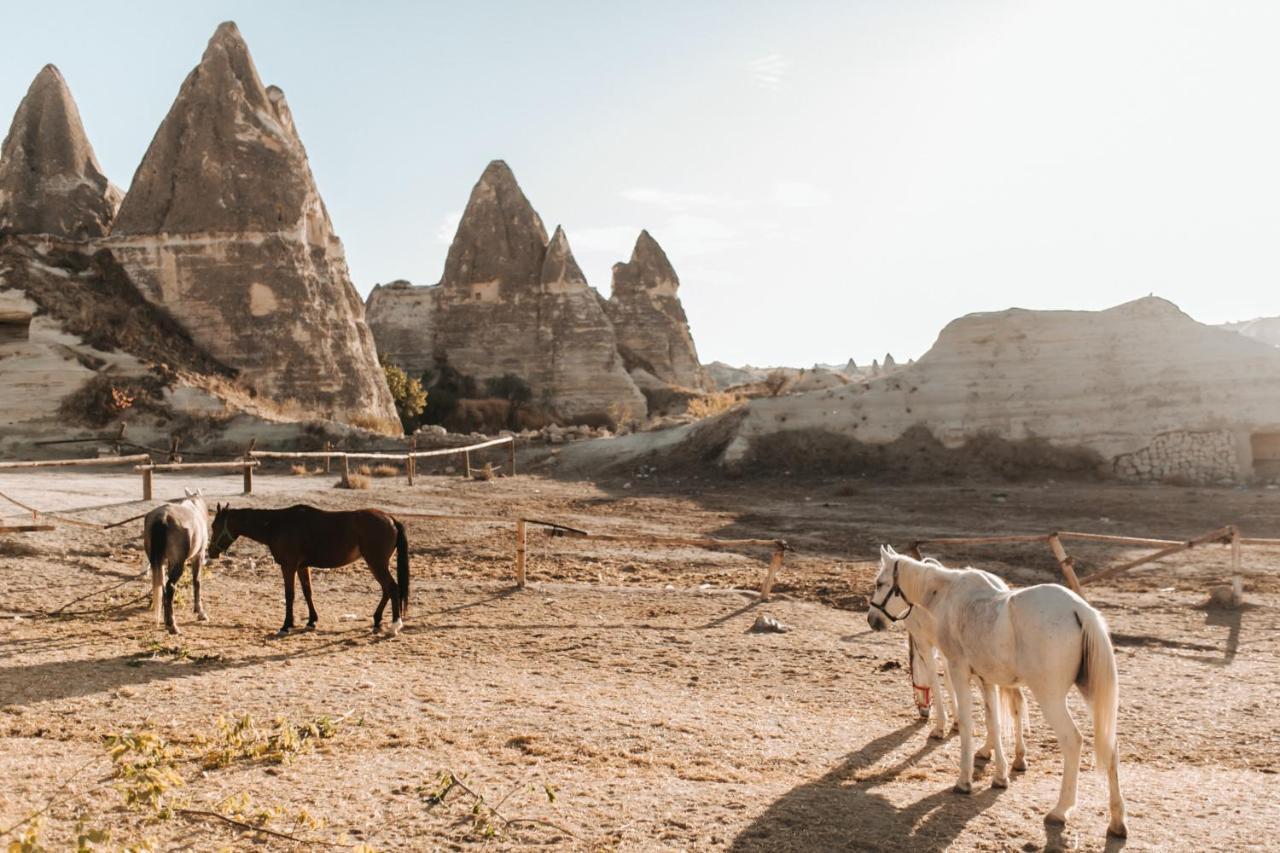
left=105, top=22, right=397, bottom=428
left=606, top=230, right=711, bottom=391
left=0, top=65, right=120, bottom=239
left=369, top=162, right=646, bottom=424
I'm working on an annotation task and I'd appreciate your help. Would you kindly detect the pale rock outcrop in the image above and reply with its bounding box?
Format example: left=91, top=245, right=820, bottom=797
left=714, top=297, right=1280, bottom=480
left=369, top=161, right=644, bottom=422
left=103, top=22, right=396, bottom=427
left=606, top=231, right=711, bottom=391
left=1220, top=316, right=1280, bottom=348
left=0, top=65, right=121, bottom=239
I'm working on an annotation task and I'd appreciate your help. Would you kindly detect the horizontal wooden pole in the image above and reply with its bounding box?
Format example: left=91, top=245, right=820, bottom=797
left=135, top=461, right=260, bottom=472
left=543, top=528, right=786, bottom=551
left=249, top=436, right=513, bottom=462
left=1081, top=525, right=1235, bottom=586
left=914, top=534, right=1050, bottom=547
left=0, top=454, right=150, bottom=470
left=1239, top=537, right=1280, bottom=546
left=1056, top=531, right=1185, bottom=547
left=0, top=524, right=55, bottom=533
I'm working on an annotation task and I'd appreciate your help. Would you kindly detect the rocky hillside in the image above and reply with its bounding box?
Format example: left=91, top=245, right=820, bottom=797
left=560, top=297, right=1280, bottom=484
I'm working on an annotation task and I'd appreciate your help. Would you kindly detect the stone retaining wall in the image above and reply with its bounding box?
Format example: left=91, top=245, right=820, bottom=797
left=1112, top=430, right=1238, bottom=484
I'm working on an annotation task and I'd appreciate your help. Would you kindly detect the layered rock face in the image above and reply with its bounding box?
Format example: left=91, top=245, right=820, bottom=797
left=104, top=22, right=396, bottom=427
left=369, top=161, right=645, bottom=422
left=0, top=65, right=121, bottom=239
left=715, top=297, right=1280, bottom=481
left=606, top=231, right=711, bottom=391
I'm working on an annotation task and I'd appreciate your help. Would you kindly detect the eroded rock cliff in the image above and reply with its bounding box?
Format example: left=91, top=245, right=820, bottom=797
left=104, top=22, right=396, bottom=429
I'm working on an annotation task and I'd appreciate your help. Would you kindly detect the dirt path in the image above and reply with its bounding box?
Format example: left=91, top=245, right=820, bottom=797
left=1, top=472, right=1277, bottom=850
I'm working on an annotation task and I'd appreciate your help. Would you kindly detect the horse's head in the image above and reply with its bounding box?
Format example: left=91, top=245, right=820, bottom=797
left=867, top=545, right=913, bottom=632
left=208, top=503, right=238, bottom=559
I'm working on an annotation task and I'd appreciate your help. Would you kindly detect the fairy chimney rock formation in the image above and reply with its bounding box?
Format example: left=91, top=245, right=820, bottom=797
left=413, top=161, right=643, bottom=421
left=104, top=22, right=396, bottom=427
left=606, top=231, right=712, bottom=391
left=0, top=65, right=121, bottom=239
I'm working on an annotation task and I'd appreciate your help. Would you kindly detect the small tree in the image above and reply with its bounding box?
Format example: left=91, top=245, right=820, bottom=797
left=382, top=358, right=426, bottom=432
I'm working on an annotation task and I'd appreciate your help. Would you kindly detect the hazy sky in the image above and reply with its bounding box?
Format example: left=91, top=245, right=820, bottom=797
left=2, top=1, right=1277, bottom=366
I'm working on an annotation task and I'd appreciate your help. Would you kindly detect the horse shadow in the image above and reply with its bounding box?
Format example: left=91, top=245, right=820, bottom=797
left=729, top=721, right=1005, bottom=852
left=0, top=634, right=353, bottom=709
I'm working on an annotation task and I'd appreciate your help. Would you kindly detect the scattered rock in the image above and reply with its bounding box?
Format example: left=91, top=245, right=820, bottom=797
left=747, top=615, right=792, bottom=634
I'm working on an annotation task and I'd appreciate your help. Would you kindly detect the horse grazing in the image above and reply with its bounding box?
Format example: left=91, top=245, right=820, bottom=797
left=869, top=545, right=1127, bottom=838
left=143, top=488, right=210, bottom=635
left=903, top=558, right=1028, bottom=759
left=208, top=504, right=410, bottom=637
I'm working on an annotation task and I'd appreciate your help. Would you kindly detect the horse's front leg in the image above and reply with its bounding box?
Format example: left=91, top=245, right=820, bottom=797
left=949, top=659, right=975, bottom=794
left=976, top=678, right=997, bottom=762
left=298, top=567, right=319, bottom=629
left=915, top=641, right=948, bottom=739
left=150, top=561, right=164, bottom=624
left=277, top=564, right=297, bottom=636
left=162, top=557, right=188, bottom=636
left=943, top=662, right=960, bottom=733
left=192, top=552, right=209, bottom=622
left=981, top=680, right=1009, bottom=787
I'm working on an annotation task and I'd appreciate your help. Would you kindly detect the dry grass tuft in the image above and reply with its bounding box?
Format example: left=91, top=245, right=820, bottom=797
left=348, top=413, right=403, bottom=436
left=370, top=464, right=400, bottom=478
left=290, top=463, right=309, bottom=476
left=334, top=474, right=371, bottom=490
left=686, top=392, right=740, bottom=420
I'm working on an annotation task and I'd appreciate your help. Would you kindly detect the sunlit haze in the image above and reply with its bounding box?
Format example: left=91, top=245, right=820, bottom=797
left=3, top=1, right=1276, bottom=366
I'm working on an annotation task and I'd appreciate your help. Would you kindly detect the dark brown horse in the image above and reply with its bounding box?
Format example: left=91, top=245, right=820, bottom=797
left=208, top=504, right=410, bottom=637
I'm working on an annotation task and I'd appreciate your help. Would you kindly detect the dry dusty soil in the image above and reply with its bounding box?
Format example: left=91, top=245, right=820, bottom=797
left=1, top=465, right=1278, bottom=851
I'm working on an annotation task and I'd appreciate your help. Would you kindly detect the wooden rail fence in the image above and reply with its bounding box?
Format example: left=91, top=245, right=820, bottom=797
left=250, top=435, right=516, bottom=486
left=910, top=525, right=1271, bottom=596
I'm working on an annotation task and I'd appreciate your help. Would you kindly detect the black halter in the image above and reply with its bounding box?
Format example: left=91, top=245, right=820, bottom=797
left=869, top=560, right=913, bottom=622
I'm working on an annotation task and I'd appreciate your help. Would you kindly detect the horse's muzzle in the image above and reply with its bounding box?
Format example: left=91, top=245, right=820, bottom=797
left=867, top=612, right=888, bottom=632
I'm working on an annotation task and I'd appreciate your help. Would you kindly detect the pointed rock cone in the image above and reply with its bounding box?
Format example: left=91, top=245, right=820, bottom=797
left=606, top=230, right=712, bottom=391
left=105, top=21, right=397, bottom=428
left=439, top=159, right=549, bottom=295
left=0, top=65, right=121, bottom=239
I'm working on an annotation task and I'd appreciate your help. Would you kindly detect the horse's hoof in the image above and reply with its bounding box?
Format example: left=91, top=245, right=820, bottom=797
left=928, top=727, right=946, bottom=741
left=1012, top=757, right=1027, bottom=772
left=304, top=623, right=317, bottom=632
left=953, top=783, right=971, bottom=795
left=991, top=775, right=1009, bottom=789
left=388, top=619, right=403, bottom=638
left=196, top=612, right=209, bottom=622
left=975, top=748, right=992, bottom=763
left=1108, top=819, right=1128, bottom=838
left=372, top=624, right=383, bottom=634
left=166, top=626, right=180, bottom=636
left=274, top=628, right=290, bottom=638
left=1044, top=811, right=1068, bottom=826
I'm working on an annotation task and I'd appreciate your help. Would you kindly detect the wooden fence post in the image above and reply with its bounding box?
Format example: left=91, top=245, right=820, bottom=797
left=515, top=519, right=527, bottom=587
left=760, top=544, right=786, bottom=600
left=463, top=449, right=472, bottom=479
left=1231, top=525, right=1242, bottom=574
left=341, top=454, right=350, bottom=487
left=243, top=462, right=253, bottom=495
left=507, top=439, right=516, bottom=477
left=407, top=436, right=416, bottom=486
left=1048, top=533, right=1082, bottom=594
left=323, top=442, right=332, bottom=474
left=142, top=467, right=153, bottom=501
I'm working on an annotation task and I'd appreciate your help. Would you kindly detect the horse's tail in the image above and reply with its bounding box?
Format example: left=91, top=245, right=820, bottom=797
left=1078, top=607, right=1120, bottom=772
left=394, top=519, right=410, bottom=617
left=999, top=685, right=1029, bottom=737
left=147, top=517, right=168, bottom=570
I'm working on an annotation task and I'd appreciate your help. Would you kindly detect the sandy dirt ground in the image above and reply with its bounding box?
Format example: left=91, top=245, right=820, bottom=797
left=1, top=467, right=1278, bottom=851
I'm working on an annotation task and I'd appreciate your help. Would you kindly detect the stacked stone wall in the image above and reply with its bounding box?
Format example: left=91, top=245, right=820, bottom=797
left=1112, top=430, right=1237, bottom=484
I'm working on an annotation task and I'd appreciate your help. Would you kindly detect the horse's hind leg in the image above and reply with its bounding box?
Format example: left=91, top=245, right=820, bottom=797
left=277, top=563, right=298, bottom=636
left=298, top=567, right=319, bottom=629
left=192, top=551, right=209, bottom=622
left=162, top=550, right=190, bottom=636
left=367, top=556, right=400, bottom=637
left=976, top=679, right=998, bottom=763
left=981, top=680, right=1009, bottom=788
left=1010, top=688, right=1028, bottom=771
left=1039, top=689, right=1082, bottom=825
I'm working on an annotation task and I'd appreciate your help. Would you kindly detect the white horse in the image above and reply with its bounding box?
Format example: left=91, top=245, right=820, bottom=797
left=142, top=488, right=210, bottom=635
left=869, top=545, right=1127, bottom=838
left=904, top=573, right=1028, bottom=770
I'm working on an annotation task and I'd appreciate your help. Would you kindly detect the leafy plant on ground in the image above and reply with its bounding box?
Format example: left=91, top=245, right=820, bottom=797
left=104, top=732, right=184, bottom=818
left=199, top=713, right=340, bottom=770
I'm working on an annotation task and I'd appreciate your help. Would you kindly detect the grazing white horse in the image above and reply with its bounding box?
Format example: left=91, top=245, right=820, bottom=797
left=904, top=573, right=1028, bottom=769
left=869, top=545, right=1127, bottom=838
left=143, top=488, right=210, bottom=635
